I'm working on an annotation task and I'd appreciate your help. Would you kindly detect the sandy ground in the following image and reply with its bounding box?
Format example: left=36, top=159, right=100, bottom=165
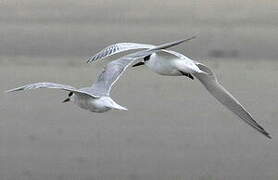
left=0, top=58, right=277, bottom=180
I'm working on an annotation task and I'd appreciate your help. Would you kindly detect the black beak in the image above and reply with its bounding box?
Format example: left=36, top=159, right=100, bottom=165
left=62, top=98, right=70, bottom=103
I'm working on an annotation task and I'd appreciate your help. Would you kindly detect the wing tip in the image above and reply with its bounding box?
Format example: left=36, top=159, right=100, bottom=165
left=253, top=121, right=272, bottom=139
left=185, top=35, right=197, bottom=41
left=5, top=88, right=19, bottom=93
left=178, top=35, right=197, bottom=44
left=256, top=124, right=271, bottom=139
left=87, top=57, right=94, bottom=63
left=262, top=130, right=272, bottom=139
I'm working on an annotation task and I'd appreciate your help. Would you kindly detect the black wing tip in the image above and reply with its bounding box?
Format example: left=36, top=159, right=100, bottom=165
left=262, top=131, right=272, bottom=139
left=170, top=35, right=197, bottom=46
left=257, top=125, right=271, bottom=139
left=178, top=35, right=197, bottom=44
left=254, top=122, right=272, bottom=139
left=87, top=55, right=98, bottom=63
left=87, top=57, right=93, bottom=63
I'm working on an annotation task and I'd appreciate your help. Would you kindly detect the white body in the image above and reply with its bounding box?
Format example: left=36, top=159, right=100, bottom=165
left=145, top=51, right=202, bottom=75
left=73, top=95, right=127, bottom=113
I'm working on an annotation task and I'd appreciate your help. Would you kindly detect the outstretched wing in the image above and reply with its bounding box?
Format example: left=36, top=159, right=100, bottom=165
left=87, top=43, right=154, bottom=63
left=193, top=62, right=271, bottom=139
left=87, top=36, right=196, bottom=63
left=89, top=38, right=191, bottom=96
left=6, top=82, right=99, bottom=98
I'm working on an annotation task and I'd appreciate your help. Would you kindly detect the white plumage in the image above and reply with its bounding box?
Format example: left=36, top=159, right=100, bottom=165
left=88, top=37, right=271, bottom=138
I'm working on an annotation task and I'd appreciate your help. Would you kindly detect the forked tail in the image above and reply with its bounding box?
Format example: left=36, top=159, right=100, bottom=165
left=103, top=97, right=128, bottom=111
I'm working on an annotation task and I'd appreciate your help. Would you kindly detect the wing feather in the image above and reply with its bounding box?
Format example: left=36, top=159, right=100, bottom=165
left=89, top=38, right=192, bottom=96
left=6, top=82, right=98, bottom=98
left=194, top=63, right=271, bottom=138
left=87, top=43, right=154, bottom=63
left=87, top=35, right=196, bottom=63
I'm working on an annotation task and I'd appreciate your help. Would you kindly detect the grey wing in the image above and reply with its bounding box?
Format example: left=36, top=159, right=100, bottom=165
left=6, top=82, right=99, bottom=98
left=87, top=43, right=154, bottom=63
left=89, top=56, right=139, bottom=96
left=89, top=38, right=192, bottom=96
left=193, top=62, right=271, bottom=139
left=87, top=35, right=197, bottom=63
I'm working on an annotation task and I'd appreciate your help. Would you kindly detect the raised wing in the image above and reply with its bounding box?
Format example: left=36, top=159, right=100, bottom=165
left=6, top=82, right=99, bottom=98
left=89, top=38, right=191, bottom=96
left=87, top=36, right=196, bottom=63
left=89, top=56, right=137, bottom=96
left=87, top=43, right=154, bottom=63
left=193, top=63, right=271, bottom=139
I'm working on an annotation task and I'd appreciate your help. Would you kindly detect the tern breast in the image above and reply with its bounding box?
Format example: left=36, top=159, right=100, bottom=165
left=73, top=95, right=111, bottom=113
left=145, top=53, right=183, bottom=76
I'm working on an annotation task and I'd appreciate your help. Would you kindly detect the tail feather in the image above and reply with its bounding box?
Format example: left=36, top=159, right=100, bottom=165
left=103, top=97, right=128, bottom=111
left=113, top=104, right=128, bottom=111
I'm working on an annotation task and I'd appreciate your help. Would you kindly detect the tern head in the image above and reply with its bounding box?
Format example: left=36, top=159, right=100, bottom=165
left=62, top=92, right=73, bottom=103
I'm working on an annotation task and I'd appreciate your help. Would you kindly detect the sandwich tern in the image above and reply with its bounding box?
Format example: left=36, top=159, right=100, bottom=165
left=87, top=37, right=271, bottom=138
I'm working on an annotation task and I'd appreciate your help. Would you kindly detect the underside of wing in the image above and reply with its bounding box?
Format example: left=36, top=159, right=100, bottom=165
left=89, top=56, right=139, bottom=96
left=89, top=38, right=192, bottom=96
left=155, top=50, right=188, bottom=59
left=6, top=82, right=99, bottom=98
left=87, top=36, right=196, bottom=63
left=87, top=43, right=154, bottom=63
left=6, top=82, right=77, bottom=92
left=193, top=62, right=271, bottom=139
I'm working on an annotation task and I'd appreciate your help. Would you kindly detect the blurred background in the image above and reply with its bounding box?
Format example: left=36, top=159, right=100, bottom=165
left=0, top=0, right=278, bottom=179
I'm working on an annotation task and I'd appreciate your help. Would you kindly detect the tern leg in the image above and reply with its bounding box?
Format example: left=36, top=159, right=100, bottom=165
left=62, top=98, right=70, bottom=103
left=62, top=91, right=73, bottom=103
left=179, top=71, right=194, bottom=80
left=132, top=62, right=145, bottom=67
left=132, top=54, right=151, bottom=67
